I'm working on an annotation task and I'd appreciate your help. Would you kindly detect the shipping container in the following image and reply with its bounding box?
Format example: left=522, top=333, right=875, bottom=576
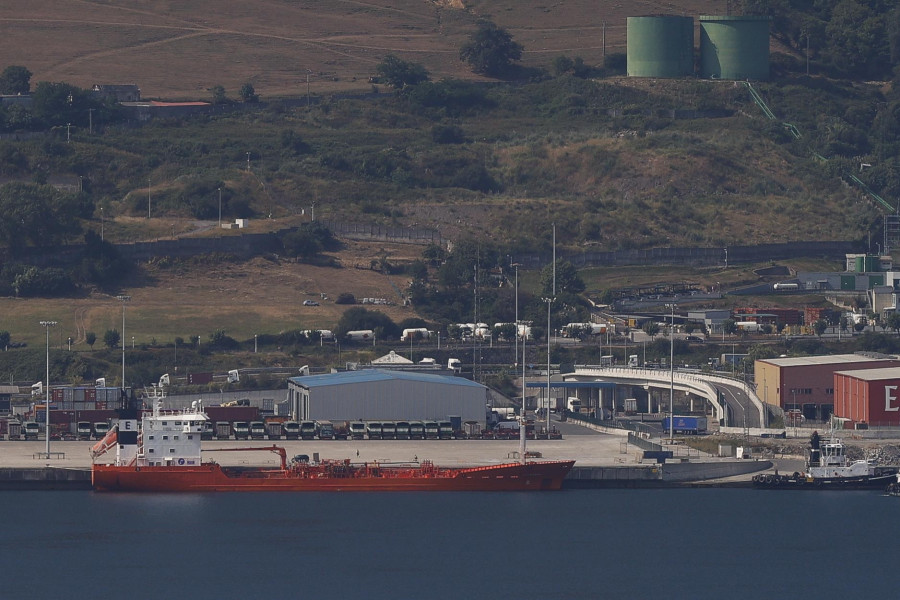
left=7, top=420, right=21, bottom=440
left=205, top=405, right=260, bottom=423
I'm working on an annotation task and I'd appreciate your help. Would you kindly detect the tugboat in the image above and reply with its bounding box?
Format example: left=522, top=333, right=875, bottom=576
left=753, top=430, right=898, bottom=490
left=91, top=400, right=575, bottom=492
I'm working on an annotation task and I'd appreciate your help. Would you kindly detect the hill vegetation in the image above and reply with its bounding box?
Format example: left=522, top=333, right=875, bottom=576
left=2, top=1, right=900, bottom=380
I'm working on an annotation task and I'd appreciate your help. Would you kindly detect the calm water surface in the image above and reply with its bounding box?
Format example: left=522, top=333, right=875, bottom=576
left=1, top=489, right=896, bottom=599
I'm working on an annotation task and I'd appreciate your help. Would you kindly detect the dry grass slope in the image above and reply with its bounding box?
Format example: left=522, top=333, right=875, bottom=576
left=3, top=0, right=729, bottom=99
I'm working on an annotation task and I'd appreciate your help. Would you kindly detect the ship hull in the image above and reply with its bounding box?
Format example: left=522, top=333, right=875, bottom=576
left=92, top=461, right=575, bottom=492
left=752, top=471, right=898, bottom=490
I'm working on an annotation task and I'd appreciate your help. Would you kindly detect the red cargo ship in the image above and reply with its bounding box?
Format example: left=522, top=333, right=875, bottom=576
left=91, top=402, right=574, bottom=492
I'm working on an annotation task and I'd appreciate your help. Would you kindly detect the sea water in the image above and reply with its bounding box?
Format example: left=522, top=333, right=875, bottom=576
left=1, top=489, right=896, bottom=599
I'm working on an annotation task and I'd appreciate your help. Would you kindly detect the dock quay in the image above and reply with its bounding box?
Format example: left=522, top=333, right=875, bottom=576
left=0, top=433, right=772, bottom=489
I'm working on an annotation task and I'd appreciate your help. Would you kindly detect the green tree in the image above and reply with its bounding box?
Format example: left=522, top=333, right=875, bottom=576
left=0, top=66, right=32, bottom=95
left=31, top=81, right=94, bottom=127
left=376, top=54, right=429, bottom=89
left=0, top=182, right=83, bottom=249
left=723, top=319, right=737, bottom=336
left=813, top=318, right=829, bottom=337
left=211, top=85, right=227, bottom=104
left=85, top=331, right=96, bottom=349
left=886, top=312, right=900, bottom=335
left=104, top=328, right=120, bottom=349
left=459, top=20, right=523, bottom=77
left=335, top=307, right=400, bottom=339
left=0, top=330, right=10, bottom=349
left=541, top=260, right=585, bottom=295
left=553, top=55, right=574, bottom=76
left=239, top=82, right=258, bottom=103
left=642, top=321, right=660, bottom=339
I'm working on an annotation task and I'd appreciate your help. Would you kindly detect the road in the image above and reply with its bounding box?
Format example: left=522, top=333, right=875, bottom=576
left=714, top=379, right=762, bottom=429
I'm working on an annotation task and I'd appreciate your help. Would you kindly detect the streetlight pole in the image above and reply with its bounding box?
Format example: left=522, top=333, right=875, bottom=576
left=306, top=69, right=312, bottom=109
left=218, top=187, right=222, bottom=231
left=117, top=295, right=130, bottom=388
left=669, top=303, right=675, bottom=442
left=40, top=320, right=57, bottom=458
left=543, top=296, right=554, bottom=436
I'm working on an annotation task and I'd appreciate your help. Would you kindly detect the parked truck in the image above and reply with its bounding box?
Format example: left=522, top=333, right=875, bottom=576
left=202, top=421, right=215, bottom=440
left=266, top=421, right=282, bottom=440
left=366, top=422, right=382, bottom=440
left=216, top=421, right=232, bottom=439
left=317, top=420, right=334, bottom=440
left=438, top=421, right=453, bottom=440
left=409, top=421, right=425, bottom=440
left=76, top=421, right=93, bottom=441
left=299, top=421, right=317, bottom=440
left=232, top=421, right=250, bottom=440
left=333, top=421, right=350, bottom=440
left=424, top=421, right=439, bottom=440
left=249, top=421, right=267, bottom=440
left=349, top=421, right=366, bottom=440
left=395, top=421, right=410, bottom=440
left=282, top=421, right=300, bottom=440
left=661, top=416, right=708, bottom=435
left=381, top=421, right=396, bottom=440
left=23, top=421, right=41, bottom=440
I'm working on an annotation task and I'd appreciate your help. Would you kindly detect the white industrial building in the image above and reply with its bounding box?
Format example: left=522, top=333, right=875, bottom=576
left=286, top=369, right=488, bottom=426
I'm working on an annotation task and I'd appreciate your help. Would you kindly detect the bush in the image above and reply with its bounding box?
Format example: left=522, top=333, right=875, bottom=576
left=335, top=292, right=356, bottom=305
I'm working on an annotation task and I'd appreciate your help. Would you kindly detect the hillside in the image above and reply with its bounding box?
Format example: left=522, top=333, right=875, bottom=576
left=2, top=0, right=900, bottom=357
left=1, top=0, right=725, bottom=99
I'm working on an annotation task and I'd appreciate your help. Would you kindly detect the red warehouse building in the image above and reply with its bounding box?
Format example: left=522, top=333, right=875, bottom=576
left=834, top=367, right=900, bottom=428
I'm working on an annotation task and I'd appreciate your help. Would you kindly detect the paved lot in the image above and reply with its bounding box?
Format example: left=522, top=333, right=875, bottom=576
left=2, top=429, right=635, bottom=469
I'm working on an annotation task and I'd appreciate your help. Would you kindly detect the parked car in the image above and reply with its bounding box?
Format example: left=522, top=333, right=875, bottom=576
left=302, top=300, right=319, bottom=306
left=685, top=335, right=704, bottom=342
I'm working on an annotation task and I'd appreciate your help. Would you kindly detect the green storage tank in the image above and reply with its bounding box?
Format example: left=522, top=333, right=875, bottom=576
left=627, top=15, right=694, bottom=78
left=699, top=15, right=770, bottom=80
